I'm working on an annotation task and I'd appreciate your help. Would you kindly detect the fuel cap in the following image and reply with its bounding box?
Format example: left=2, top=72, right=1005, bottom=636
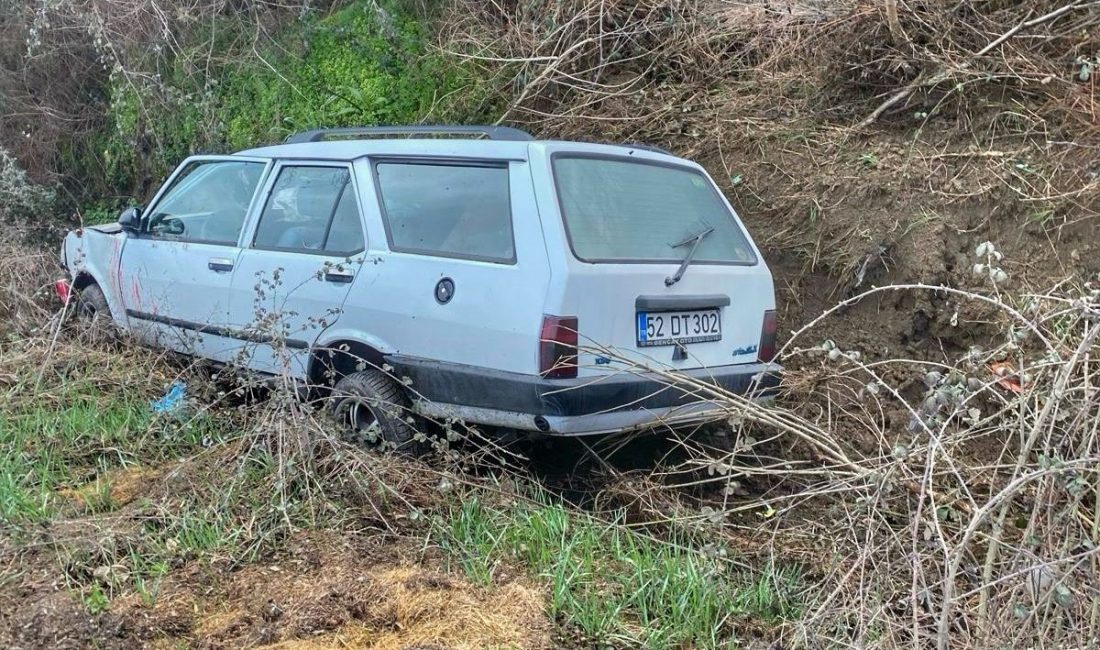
left=435, top=278, right=455, bottom=304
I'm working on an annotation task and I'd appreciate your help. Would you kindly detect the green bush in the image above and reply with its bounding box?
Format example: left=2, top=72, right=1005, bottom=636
left=221, top=2, right=495, bottom=148
left=82, top=0, right=497, bottom=209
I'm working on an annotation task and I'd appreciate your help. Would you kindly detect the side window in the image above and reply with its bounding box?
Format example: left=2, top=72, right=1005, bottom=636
left=147, top=160, right=265, bottom=245
left=374, top=162, right=514, bottom=263
left=253, top=166, right=363, bottom=254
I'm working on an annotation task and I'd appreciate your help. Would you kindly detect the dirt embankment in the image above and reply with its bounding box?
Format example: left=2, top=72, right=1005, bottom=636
left=442, top=0, right=1099, bottom=360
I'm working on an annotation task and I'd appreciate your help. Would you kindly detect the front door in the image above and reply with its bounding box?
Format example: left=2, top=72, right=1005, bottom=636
left=120, top=156, right=269, bottom=362
left=226, top=161, right=368, bottom=377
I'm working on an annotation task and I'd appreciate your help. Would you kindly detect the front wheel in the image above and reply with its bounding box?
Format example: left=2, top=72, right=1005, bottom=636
left=328, top=370, right=425, bottom=454
left=72, top=283, right=114, bottom=338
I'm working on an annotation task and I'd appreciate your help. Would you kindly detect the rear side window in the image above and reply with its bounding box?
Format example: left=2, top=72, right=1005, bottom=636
left=553, top=156, right=756, bottom=264
left=252, top=166, right=364, bottom=255
left=374, top=162, right=514, bottom=263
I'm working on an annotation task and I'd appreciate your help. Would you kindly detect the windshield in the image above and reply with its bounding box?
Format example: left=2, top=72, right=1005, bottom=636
left=552, top=156, right=757, bottom=264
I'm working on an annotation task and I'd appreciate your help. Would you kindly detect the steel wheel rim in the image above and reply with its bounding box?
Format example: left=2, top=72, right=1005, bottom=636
left=342, top=397, right=379, bottom=433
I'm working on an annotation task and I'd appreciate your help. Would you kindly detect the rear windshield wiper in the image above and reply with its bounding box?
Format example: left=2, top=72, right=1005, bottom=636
left=664, top=226, right=715, bottom=287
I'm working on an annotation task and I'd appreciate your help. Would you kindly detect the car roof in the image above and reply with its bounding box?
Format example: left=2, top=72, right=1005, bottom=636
left=234, top=138, right=678, bottom=163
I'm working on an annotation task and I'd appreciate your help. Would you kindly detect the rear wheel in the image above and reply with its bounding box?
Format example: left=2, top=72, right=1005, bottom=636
left=328, top=370, right=424, bottom=454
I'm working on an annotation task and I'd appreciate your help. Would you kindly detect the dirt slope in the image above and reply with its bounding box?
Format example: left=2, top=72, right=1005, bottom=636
left=442, top=0, right=1100, bottom=361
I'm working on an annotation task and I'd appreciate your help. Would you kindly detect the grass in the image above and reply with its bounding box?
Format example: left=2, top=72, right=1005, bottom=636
left=0, top=336, right=349, bottom=616
left=435, top=493, right=802, bottom=649
left=0, top=377, right=225, bottom=524
left=2, top=332, right=803, bottom=641
left=858, top=152, right=880, bottom=169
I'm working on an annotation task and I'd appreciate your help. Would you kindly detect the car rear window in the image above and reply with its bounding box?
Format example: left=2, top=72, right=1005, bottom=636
left=552, top=156, right=757, bottom=264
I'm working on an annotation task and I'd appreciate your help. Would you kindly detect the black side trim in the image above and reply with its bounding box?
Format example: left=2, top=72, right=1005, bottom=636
left=126, top=309, right=308, bottom=350
left=387, top=355, right=780, bottom=418
left=635, top=294, right=731, bottom=311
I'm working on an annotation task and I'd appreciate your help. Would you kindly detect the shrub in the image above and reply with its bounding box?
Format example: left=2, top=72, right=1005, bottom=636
left=0, top=146, right=55, bottom=237
left=2, top=1, right=497, bottom=218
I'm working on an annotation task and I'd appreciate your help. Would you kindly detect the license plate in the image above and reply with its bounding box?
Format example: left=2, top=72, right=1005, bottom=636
left=636, top=309, right=722, bottom=347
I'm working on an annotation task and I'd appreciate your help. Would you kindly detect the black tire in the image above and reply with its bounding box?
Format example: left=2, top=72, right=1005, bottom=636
left=328, top=370, right=424, bottom=453
left=73, top=283, right=113, bottom=335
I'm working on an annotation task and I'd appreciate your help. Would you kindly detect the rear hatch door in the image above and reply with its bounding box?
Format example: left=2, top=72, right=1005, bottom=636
left=532, top=145, right=775, bottom=375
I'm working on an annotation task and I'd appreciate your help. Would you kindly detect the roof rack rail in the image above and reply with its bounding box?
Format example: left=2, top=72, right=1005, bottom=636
left=283, top=125, right=534, bottom=144
left=622, top=142, right=673, bottom=155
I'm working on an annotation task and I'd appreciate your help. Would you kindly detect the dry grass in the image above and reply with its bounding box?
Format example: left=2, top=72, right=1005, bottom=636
left=441, top=0, right=1097, bottom=143
left=574, top=262, right=1100, bottom=647
left=56, top=464, right=163, bottom=509
left=104, top=526, right=551, bottom=649
left=0, top=243, right=58, bottom=335
left=431, top=15, right=1100, bottom=645
left=266, top=567, right=549, bottom=650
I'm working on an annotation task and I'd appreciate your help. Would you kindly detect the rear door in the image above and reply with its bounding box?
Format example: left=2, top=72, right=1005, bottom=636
left=531, top=145, right=775, bottom=375
left=226, top=160, right=368, bottom=377
left=119, top=155, right=269, bottom=361
left=331, top=154, right=550, bottom=376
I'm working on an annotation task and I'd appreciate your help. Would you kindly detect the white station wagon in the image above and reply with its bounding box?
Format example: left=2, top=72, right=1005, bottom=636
left=58, top=125, right=779, bottom=449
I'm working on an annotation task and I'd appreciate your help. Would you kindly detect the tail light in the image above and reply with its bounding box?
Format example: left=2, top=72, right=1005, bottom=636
left=758, top=310, right=778, bottom=363
left=540, top=315, right=578, bottom=379
left=54, top=278, right=72, bottom=305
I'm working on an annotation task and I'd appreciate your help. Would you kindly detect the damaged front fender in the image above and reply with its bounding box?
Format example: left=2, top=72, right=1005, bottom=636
left=60, top=224, right=130, bottom=326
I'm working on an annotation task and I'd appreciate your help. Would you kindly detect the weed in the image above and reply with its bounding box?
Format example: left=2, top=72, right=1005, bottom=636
left=436, top=493, right=801, bottom=648
left=0, top=385, right=228, bottom=525
left=83, top=582, right=109, bottom=613
left=1029, top=206, right=1055, bottom=226
left=0, top=147, right=55, bottom=236
left=858, top=152, right=879, bottom=169
left=0, top=391, right=148, bottom=522
left=79, top=202, right=124, bottom=226
left=128, top=547, right=169, bottom=607
left=75, top=0, right=497, bottom=205
left=899, top=208, right=941, bottom=238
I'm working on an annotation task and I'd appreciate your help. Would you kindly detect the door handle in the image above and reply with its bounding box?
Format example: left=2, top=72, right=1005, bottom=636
left=208, top=258, right=234, bottom=272
left=324, top=269, right=354, bottom=284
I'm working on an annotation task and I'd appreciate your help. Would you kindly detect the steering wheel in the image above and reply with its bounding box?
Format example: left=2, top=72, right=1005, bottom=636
left=147, top=213, right=185, bottom=237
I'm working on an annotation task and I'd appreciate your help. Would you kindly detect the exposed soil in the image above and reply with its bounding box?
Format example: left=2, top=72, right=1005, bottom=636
left=703, top=129, right=1100, bottom=366
left=1, top=528, right=551, bottom=650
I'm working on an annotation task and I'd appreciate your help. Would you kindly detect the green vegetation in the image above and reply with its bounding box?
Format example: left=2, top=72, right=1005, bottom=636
left=81, top=0, right=496, bottom=211
left=0, top=344, right=334, bottom=615
left=0, top=378, right=219, bottom=524
left=436, top=494, right=802, bottom=649
left=0, top=334, right=802, bottom=641
left=858, top=152, right=879, bottom=169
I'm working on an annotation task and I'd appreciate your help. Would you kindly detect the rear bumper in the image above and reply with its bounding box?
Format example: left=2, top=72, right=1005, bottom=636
left=389, top=356, right=780, bottom=435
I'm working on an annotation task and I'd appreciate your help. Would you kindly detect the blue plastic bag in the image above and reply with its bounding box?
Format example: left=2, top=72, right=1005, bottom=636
left=151, top=381, right=187, bottom=414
